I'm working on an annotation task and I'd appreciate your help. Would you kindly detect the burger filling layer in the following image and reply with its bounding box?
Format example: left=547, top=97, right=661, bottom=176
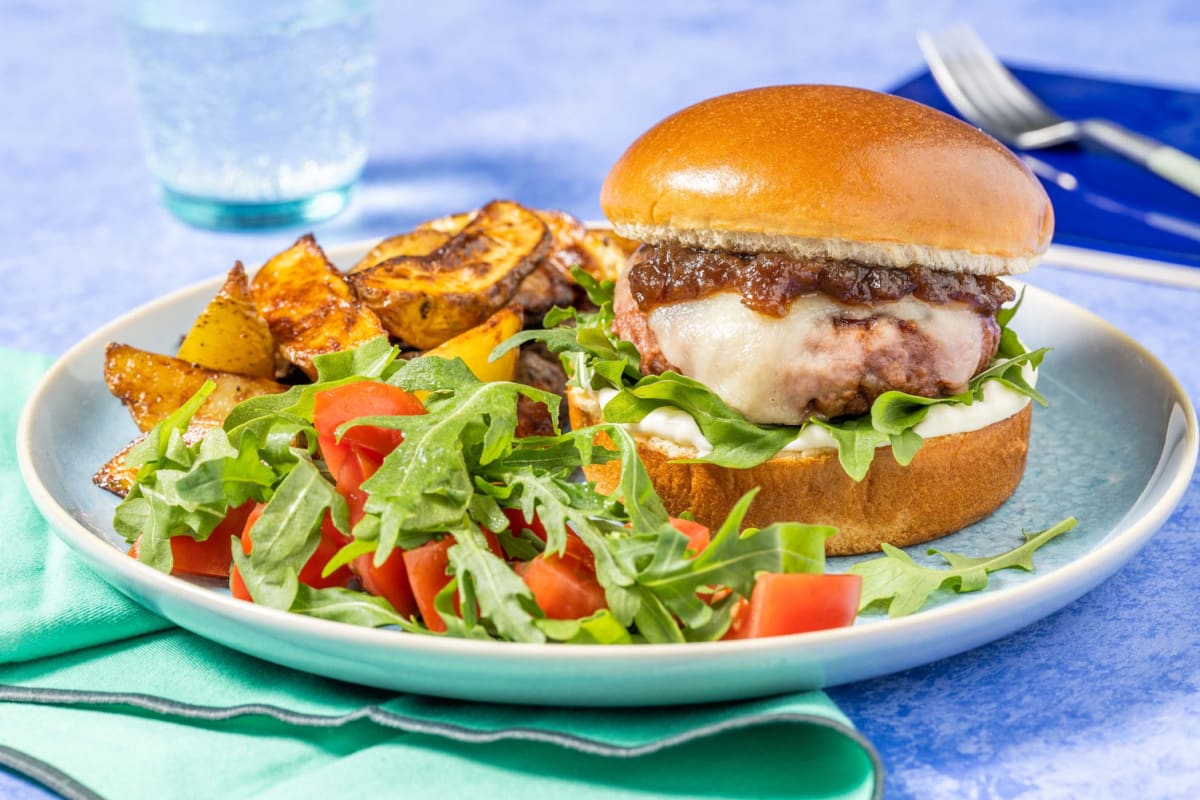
left=613, top=245, right=1015, bottom=426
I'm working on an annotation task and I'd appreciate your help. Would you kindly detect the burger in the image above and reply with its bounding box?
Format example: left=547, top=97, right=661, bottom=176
left=557, top=85, right=1053, bottom=555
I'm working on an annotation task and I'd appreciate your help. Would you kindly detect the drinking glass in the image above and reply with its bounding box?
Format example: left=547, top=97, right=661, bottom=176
left=117, top=0, right=377, bottom=229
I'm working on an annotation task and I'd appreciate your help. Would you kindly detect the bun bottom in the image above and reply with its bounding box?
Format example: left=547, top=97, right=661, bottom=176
left=568, top=389, right=1032, bottom=555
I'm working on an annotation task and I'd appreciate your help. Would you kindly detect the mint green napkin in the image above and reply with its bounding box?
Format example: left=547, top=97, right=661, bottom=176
left=1, top=347, right=881, bottom=800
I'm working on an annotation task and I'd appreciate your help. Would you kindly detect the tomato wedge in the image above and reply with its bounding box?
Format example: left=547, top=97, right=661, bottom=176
left=229, top=503, right=355, bottom=602
left=669, top=517, right=710, bottom=556
left=312, top=381, right=424, bottom=477
left=354, top=550, right=417, bottom=619
left=518, top=554, right=607, bottom=620
left=725, top=573, right=862, bottom=639
left=402, top=531, right=504, bottom=632
left=129, top=500, right=254, bottom=578
left=402, top=538, right=455, bottom=632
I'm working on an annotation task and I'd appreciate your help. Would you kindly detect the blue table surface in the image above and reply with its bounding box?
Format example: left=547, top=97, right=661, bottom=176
left=2, top=2, right=1198, bottom=798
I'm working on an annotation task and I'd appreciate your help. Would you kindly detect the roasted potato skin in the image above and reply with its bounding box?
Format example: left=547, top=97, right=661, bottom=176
left=104, top=343, right=285, bottom=433
left=93, top=424, right=211, bottom=497
left=350, top=200, right=551, bottom=349
left=176, top=262, right=276, bottom=378
left=350, top=229, right=452, bottom=274
left=252, top=234, right=386, bottom=378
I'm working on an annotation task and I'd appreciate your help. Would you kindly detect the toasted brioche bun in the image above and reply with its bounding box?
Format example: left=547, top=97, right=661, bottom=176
left=569, top=388, right=1032, bottom=556
left=601, top=85, right=1053, bottom=275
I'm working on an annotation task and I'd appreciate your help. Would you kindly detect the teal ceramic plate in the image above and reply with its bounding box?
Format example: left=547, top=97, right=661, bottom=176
left=17, top=243, right=1198, bottom=707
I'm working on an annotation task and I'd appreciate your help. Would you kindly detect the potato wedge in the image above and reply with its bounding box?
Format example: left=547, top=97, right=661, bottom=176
left=349, top=228, right=452, bottom=274
left=252, top=234, right=386, bottom=378
left=93, top=424, right=211, bottom=497
left=105, top=343, right=285, bottom=433
left=416, top=210, right=475, bottom=234
left=176, top=262, right=276, bottom=378
left=536, top=210, right=629, bottom=284
left=350, top=200, right=550, bottom=349
left=423, top=305, right=523, bottom=384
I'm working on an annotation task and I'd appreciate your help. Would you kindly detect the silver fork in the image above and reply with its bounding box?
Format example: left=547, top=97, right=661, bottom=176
left=918, top=25, right=1200, bottom=198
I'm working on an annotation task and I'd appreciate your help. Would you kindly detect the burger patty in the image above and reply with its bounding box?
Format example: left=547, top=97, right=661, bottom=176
left=626, top=244, right=1015, bottom=317
left=612, top=251, right=1007, bottom=424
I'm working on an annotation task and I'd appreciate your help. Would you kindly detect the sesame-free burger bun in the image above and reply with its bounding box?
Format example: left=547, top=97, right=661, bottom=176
left=600, top=84, right=1054, bottom=275
left=569, top=388, right=1033, bottom=556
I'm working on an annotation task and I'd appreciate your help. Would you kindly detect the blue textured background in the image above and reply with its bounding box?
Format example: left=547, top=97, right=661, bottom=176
left=2, top=2, right=1199, bottom=798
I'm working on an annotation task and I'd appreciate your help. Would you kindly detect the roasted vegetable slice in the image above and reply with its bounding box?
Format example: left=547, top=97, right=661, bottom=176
left=349, top=228, right=451, bottom=274
left=93, top=424, right=211, bottom=497
left=536, top=210, right=629, bottom=284
left=349, top=200, right=551, bottom=349
left=252, top=234, right=386, bottom=378
left=423, top=304, right=523, bottom=384
left=176, top=262, right=276, bottom=378
left=104, top=343, right=285, bottom=433
left=416, top=210, right=474, bottom=234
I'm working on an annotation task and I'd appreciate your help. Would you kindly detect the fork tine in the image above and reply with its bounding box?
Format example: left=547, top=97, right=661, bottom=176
left=918, top=26, right=1063, bottom=143
left=916, top=30, right=998, bottom=130
left=934, top=36, right=1026, bottom=134
left=953, top=27, right=1061, bottom=129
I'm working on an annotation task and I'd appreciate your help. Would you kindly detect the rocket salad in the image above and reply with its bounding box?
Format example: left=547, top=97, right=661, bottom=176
left=115, top=335, right=860, bottom=644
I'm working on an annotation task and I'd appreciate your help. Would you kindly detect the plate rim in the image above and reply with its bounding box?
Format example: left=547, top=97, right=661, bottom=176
left=15, top=240, right=1200, bottom=696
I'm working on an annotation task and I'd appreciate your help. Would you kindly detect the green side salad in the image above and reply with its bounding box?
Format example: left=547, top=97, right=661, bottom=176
left=114, top=336, right=843, bottom=644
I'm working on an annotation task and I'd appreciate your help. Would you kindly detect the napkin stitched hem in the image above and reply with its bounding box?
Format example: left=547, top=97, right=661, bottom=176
left=0, top=745, right=102, bottom=800
left=0, top=683, right=883, bottom=769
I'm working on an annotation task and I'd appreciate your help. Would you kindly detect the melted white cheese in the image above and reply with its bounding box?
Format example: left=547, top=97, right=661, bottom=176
left=647, top=293, right=987, bottom=426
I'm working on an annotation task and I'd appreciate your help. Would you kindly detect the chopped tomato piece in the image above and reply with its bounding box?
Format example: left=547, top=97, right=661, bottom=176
left=354, top=549, right=417, bottom=619
left=129, top=501, right=254, bottom=578
left=403, top=538, right=454, bottom=632
left=725, top=573, right=861, bottom=639
left=401, top=531, right=503, bottom=632
left=669, top=517, right=710, bottom=556
left=518, top=554, right=607, bottom=620
left=228, top=503, right=355, bottom=602
left=297, top=514, right=355, bottom=589
left=312, top=381, right=424, bottom=476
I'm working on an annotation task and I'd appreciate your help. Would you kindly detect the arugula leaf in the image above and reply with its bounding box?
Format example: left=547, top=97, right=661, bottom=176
left=603, top=373, right=799, bottom=468
left=447, top=522, right=545, bottom=643
left=361, top=357, right=563, bottom=563
left=239, top=456, right=338, bottom=609
left=633, top=489, right=833, bottom=628
left=536, top=611, right=633, bottom=644
left=849, top=517, right=1079, bottom=617
left=290, top=584, right=425, bottom=633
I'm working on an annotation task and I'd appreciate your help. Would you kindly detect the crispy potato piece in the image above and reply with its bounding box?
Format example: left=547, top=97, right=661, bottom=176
left=350, top=200, right=551, bottom=349
left=416, top=211, right=475, bottom=234
left=252, top=234, right=386, bottom=378
left=93, top=424, right=211, bottom=497
left=105, top=343, right=285, bottom=433
left=578, top=227, right=636, bottom=281
left=536, top=210, right=629, bottom=284
left=423, top=305, right=523, bottom=384
left=349, top=229, right=452, bottom=274
left=176, top=262, right=276, bottom=378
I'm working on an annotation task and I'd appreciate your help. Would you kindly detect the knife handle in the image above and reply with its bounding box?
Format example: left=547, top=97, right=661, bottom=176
left=1082, top=119, right=1200, bottom=197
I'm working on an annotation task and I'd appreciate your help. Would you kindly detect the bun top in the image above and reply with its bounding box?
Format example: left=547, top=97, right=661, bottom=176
left=600, top=85, right=1053, bottom=275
